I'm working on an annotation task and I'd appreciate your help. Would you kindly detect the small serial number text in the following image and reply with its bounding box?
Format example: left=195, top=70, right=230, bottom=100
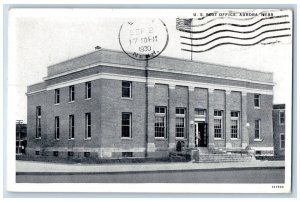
left=272, top=185, right=284, bottom=189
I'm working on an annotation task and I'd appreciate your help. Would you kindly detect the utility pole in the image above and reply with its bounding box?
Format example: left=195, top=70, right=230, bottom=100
left=145, top=55, right=149, bottom=158
left=16, top=120, right=23, bottom=154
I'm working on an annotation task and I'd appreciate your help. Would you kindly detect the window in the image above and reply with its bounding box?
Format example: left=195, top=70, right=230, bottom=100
left=53, top=151, right=59, bottom=157
left=55, top=116, right=60, bottom=139
left=35, top=151, right=40, bottom=155
left=254, top=94, right=260, bottom=108
left=84, top=152, right=90, bottom=157
left=122, top=81, right=132, bottom=98
left=176, top=108, right=186, bottom=138
left=54, top=89, right=60, bottom=104
left=69, top=115, right=75, bottom=139
left=214, top=110, right=222, bottom=116
left=155, top=106, right=167, bottom=138
left=231, top=111, right=240, bottom=139
left=254, top=119, right=261, bottom=140
left=279, top=111, right=285, bottom=125
left=85, top=113, right=91, bottom=139
left=195, top=108, right=206, bottom=116
left=214, top=110, right=223, bottom=139
left=280, top=133, right=285, bottom=149
left=121, top=113, right=132, bottom=138
left=85, top=82, right=91, bottom=99
left=37, top=106, right=41, bottom=116
left=69, top=85, right=75, bottom=102
left=122, top=152, right=133, bottom=157
left=68, top=151, right=74, bottom=156
left=36, top=106, right=41, bottom=139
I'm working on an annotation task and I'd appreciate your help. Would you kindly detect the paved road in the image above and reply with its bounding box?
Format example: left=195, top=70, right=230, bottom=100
left=16, top=168, right=284, bottom=183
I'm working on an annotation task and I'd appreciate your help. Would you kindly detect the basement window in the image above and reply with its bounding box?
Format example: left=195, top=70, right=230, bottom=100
left=122, top=152, right=133, bottom=158
left=68, top=151, right=74, bottom=157
left=53, top=151, right=59, bottom=157
left=255, top=151, right=262, bottom=155
left=84, top=152, right=90, bottom=157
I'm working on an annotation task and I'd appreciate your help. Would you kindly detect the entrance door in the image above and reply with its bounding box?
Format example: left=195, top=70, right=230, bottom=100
left=195, top=122, right=208, bottom=147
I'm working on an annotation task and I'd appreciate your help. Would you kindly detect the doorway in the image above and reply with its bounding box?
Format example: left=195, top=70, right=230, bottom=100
left=195, top=122, right=208, bottom=147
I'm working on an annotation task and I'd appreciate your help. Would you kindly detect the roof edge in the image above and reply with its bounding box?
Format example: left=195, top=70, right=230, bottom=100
left=47, top=48, right=273, bottom=76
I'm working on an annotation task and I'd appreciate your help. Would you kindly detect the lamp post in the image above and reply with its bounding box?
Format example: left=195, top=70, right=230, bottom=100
left=16, top=120, right=23, bottom=154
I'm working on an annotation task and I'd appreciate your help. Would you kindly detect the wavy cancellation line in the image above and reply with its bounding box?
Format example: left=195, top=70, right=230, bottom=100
left=192, top=10, right=290, bottom=27
left=181, top=28, right=291, bottom=46
left=181, top=34, right=291, bottom=53
left=179, top=15, right=289, bottom=34
left=180, top=22, right=290, bottom=40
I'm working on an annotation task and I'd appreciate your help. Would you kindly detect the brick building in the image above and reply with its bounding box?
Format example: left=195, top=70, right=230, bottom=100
left=273, top=104, right=285, bottom=157
left=26, top=49, right=274, bottom=159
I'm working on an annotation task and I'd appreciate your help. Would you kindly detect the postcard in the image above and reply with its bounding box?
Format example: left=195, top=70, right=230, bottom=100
left=7, top=7, right=292, bottom=193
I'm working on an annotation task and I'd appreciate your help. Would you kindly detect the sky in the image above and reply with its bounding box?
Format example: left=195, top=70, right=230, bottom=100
left=8, top=9, right=293, bottom=123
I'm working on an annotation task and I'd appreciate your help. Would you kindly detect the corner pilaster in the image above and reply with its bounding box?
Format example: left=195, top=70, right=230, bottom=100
left=208, top=88, right=215, bottom=148
left=188, top=86, right=195, bottom=148
left=225, top=90, right=232, bottom=149
left=241, top=91, right=249, bottom=148
left=146, top=83, right=155, bottom=154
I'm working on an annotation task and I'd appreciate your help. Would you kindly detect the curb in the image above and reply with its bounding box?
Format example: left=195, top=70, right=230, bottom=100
left=16, top=166, right=285, bottom=175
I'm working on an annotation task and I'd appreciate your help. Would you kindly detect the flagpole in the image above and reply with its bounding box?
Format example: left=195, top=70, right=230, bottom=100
left=190, top=18, right=193, bottom=61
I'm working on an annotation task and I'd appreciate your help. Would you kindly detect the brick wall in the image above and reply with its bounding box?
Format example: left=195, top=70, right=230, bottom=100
left=100, top=79, right=146, bottom=158
left=27, top=79, right=102, bottom=158
left=247, top=93, right=274, bottom=155
left=153, top=84, right=169, bottom=154
left=273, top=109, right=285, bottom=156
left=27, top=91, right=47, bottom=156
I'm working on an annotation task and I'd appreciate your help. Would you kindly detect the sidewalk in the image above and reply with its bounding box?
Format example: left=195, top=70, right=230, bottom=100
left=16, top=160, right=285, bottom=173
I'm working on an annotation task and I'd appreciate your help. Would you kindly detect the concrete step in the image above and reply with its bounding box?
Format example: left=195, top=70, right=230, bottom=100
left=197, top=147, right=210, bottom=154
left=194, top=149, right=255, bottom=163
left=199, top=158, right=253, bottom=162
left=199, top=156, right=253, bottom=159
left=199, top=155, right=250, bottom=158
left=198, top=157, right=253, bottom=161
left=195, top=158, right=255, bottom=163
left=197, top=157, right=254, bottom=161
left=195, top=159, right=254, bottom=163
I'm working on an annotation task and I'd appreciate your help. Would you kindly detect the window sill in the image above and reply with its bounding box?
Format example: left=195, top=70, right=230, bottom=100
left=254, top=107, right=260, bottom=109
left=55, top=139, right=60, bottom=141
left=175, top=137, right=187, bottom=140
left=154, top=137, right=167, bottom=141
left=68, top=101, right=75, bottom=103
left=121, top=137, right=132, bottom=140
left=254, top=139, right=262, bottom=142
left=84, top=138, right=91, bottom=140
left=230, top=138, right=241, bottom=141
left=85, top=98, right=91, bottom=101
left=35, top=138, right=41, bottom=140
left=54, top=103, right=60, bottom=106
left=214, top=138, right=225, bottom=141
left=68, top=138, right=74, bottom=141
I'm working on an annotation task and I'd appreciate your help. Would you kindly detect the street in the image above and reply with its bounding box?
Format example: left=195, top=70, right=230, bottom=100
left=16, top=167, right=284, bottom=183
